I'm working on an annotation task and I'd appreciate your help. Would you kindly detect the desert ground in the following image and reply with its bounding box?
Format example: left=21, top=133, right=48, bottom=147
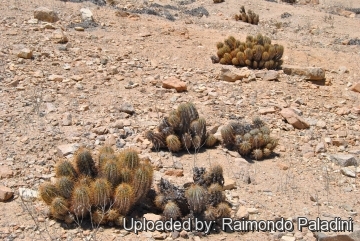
left=0, top=0, right=360, bottom=240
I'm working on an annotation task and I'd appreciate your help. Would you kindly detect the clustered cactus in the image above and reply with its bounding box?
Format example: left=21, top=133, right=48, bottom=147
left=155, top=164, right=231, bottom=228
left=213, top=34, right=284, bottom=70
left=38, top=146, right=153, bottom=225
left=234, top=6, right=259, bottom=25
left=221, top=117, right=279, bottom=160
left=145, top=102, right=219, bottom=152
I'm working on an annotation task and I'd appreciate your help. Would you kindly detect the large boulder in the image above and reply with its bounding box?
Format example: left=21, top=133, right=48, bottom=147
left=34, top=7, right=59, bottom=23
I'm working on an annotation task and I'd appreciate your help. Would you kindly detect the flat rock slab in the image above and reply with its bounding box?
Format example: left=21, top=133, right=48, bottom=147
left=220, top=66, right=251, bottom=82
left=236, top=206, right=249, bottom=219
left=351, top=82, right=360, bottom=93
left=282, top=65, right=325, bottom=80
left=57, top=143, right=79, bottom=157
left=0, top=166, right=13, bottom=179
left=280, top=108, right=310, bottom=129
left=315, top=232, right=358, bottom=241
left=34, top=7, right=59, bottom=23
left=259, top=107, right=276, bottom=114
left=223, top=177, right=236, bottom=190
left=256, top=70, right=279, bottom=81
left=162, top=77, right=187, bottom=92
left=143, top=213, right=161, bottom=222
left=0, top=186, right=13, bottom=202
left=329, top=154, right=358, bottom=167
left=119, top=103, right=135, bottom=114
left=48, top=74, right=64, bottom=82
left=19, top=188, right=38, bottom=200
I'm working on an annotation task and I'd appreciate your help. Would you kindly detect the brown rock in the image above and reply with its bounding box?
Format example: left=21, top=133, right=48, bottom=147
left=57, top=143, right=79, bottom=157
left=164, top=169, right=184, bottom=177
left=153, top=231, right=166, bottom=240
left=302, top=143, right=314, bottom=156
left=337, top=9, right=356, bottom=18
left=7, top=78, right=20, bottom=87
left=315, top=142, right=326, bottom=153
left=180, top=230, right=188, bottom=239
left=236, top=206, right=249, bottom=219
left=277, top=163, right=289, bottom=170
left=0, top=186, right=13, bottom=202
left=220, top=66, right=250, bottom=82
left=80, top=105, right=89, bottom=111
left=0, top=166, right=13, bottom=179
left=52, top=29, right=68, bottom=43
left=336, top=107, right=351, bottom=116
left=351, top=83, right=360, bottom=93
left=17, top=48, right=33, bottom=59
left=332, top=139, right=348, bottom=147
left=259, top=107, right=276, bottom=115
left=143, top=213, right=161, bottom=222
left=92, top=127, right=108, bottom=135
left=48, top=75, right=63, bottom=82
left=256, top=70, right=279, bottom=81
left=352, top=105, right=360, bottom=114
left=282, top=65, right=325, bottom=80
left=62, top=112, right=72, bottom=126
left=71, top=75, right=84, bottom=82
left=223, top=177, right=236, bottom=190
left=105, top=135, right=117, bottom=146
left=162, top=77, right=187, bottom=92
left=34, top=7, right=59, bottom=23
left=280, top=108, right=310, bottom=129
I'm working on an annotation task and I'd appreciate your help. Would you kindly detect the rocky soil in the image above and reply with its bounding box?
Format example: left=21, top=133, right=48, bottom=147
left=0, top=0, right=360, bottom=240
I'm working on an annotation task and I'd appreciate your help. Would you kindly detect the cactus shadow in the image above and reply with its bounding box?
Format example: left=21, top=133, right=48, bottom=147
left=150, top=147, right=208, bottom=158
left=308, top=79, right=326, bottom=86
left=241, top=151, right=280, bottom=164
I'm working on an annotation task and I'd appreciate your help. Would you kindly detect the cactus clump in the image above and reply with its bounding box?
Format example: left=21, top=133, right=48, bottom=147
left=235, top=6, right=259, bottom=25
left=145, top=102, right=219, bottom=153
left=213, top=34, right=284, bottom=70
left=221, top=117, right=278, bottom=160
left=38, top=146, right=154, bottom=226
left=155, top=164, right=231, bottom=231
